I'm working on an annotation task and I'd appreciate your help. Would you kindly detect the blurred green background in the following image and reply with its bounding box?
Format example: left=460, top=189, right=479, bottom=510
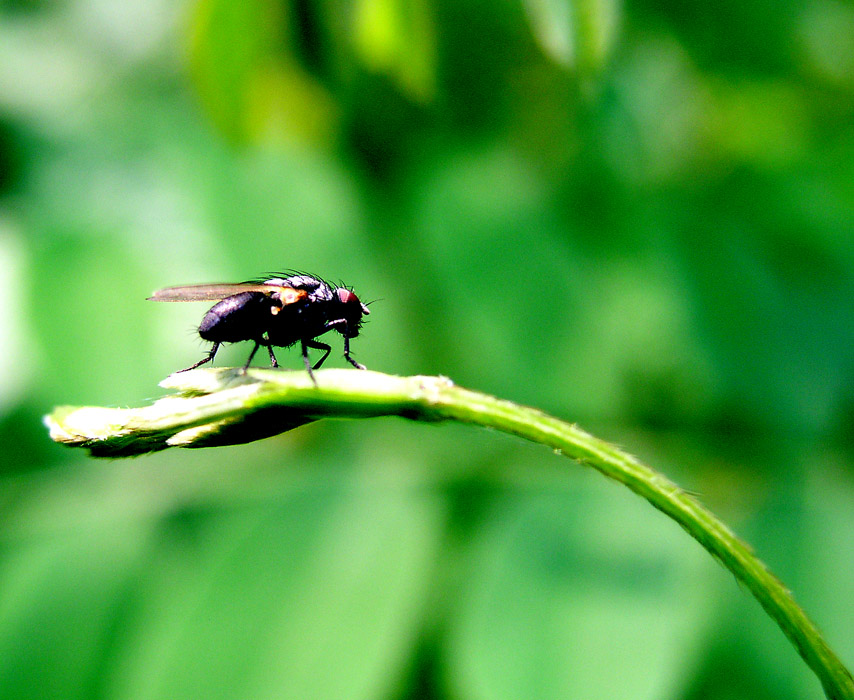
left=0, top=0, right=852, bottom=698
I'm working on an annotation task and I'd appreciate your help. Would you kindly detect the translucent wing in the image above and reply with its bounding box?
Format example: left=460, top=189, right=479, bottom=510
left=148, top=283, right=305, bottom=304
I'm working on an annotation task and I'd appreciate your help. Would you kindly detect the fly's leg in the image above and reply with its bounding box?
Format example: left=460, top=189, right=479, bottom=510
left=178, top=343, right=220, bottom=373
left=322, top=320, right=366, bottom=370
left=300, top=340, right=332, bottom=386
left=306, top=340, right=332, bottom=370
left=300, top=341, right=317, bottom=385
left=263, top=336, right=279, bottom=368
left=241, top=342, right=261, bottom=372
left=343, top=336, right=366, bottom=370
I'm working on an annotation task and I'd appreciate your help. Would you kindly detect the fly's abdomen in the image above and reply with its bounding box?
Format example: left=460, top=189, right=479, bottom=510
left=198, top=292, right=272, bottom=343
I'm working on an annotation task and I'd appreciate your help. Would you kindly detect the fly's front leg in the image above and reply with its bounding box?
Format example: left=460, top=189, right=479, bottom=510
left=323, top=320, right=366, bottom=370
left=343, top=336, right=366, bottom=370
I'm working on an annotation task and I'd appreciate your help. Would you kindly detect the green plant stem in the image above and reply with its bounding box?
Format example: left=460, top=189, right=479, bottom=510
left=45, top=368, right=854, bottom=699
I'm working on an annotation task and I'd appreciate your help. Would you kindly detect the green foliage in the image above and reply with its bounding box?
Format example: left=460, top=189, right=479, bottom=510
left=0, top=0, right=853, bottom=698
left=44, top=368, right=854, bottom=697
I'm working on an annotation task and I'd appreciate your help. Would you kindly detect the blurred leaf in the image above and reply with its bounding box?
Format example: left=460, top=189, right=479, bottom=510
left=522, top=0, right=621, bottom=74
left=705, top=79, right=808, bottom=166
left=189, top=0, right=336, bottom=144
left=0, top=521, right=155, bottom=700
left=675, top=210, right=854, bottom=433
left=800, top=460, right=854, bottom=677
left=0, top=473, right=445, bottom=700
left=446, top=479, right=717, bottom=700
left=604, top=38, right=708, bottom=183
left=0, top=228, right=30, bottom=413
left=353, top=0, right=436, bottom=101
left=29, top=236, right=160, bottom=408
left=189, top=0, right=278, bottom=140
left=685, top=454, right=854, bottom=700
left=109, top=488, right=443, bottom=700
left=631, top=0, right=803, bottom=74
left=797, top=0, right=854, bottom=88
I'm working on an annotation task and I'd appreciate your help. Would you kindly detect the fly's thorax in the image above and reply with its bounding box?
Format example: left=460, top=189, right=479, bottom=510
left=264, top=294, right=329, bottom=346
left=281, top=275, right=334, bottom=302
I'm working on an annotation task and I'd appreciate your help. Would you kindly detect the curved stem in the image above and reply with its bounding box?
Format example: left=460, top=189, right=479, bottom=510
left=45, top=368, right=854, bottom=699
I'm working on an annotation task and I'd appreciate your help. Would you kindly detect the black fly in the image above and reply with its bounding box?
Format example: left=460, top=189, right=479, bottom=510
left=148, top=274, right=370, bottom=383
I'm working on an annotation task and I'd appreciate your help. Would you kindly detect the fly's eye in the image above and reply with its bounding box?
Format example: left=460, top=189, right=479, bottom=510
left=337, top=288, right=369, bottom=316
left=336, top=288, right=359, bottom=305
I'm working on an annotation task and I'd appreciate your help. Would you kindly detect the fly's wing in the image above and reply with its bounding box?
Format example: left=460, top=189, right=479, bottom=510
left=148, top=284, right=306, bottom=305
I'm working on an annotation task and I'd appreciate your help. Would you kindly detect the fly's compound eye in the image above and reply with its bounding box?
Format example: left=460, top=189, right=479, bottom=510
left=336, top=288, right=358, bottom=305
left=336, top=288, right=367, bottom=312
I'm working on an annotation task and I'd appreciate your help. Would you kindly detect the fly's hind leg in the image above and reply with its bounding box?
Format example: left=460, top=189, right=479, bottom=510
left=178, top=343, right=220, bottom=373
